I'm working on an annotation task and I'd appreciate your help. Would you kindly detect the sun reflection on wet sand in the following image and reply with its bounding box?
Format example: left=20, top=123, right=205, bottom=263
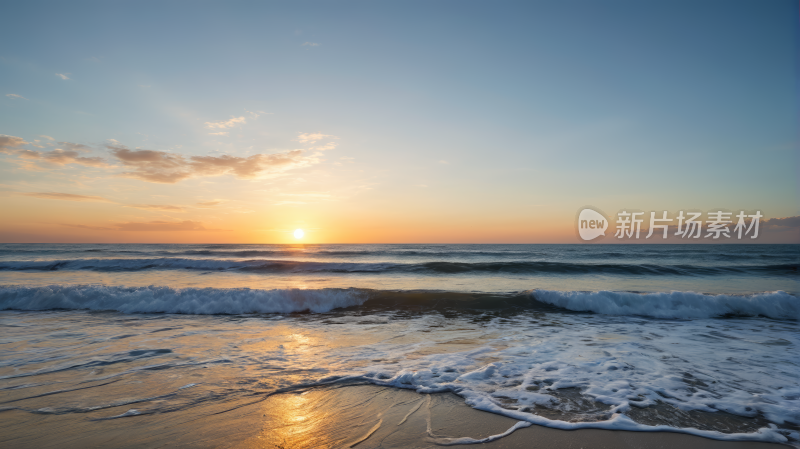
left=247, top=391, right=339, bottom=449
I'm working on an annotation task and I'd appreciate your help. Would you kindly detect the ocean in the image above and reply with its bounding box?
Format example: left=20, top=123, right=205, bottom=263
left=0, top=244, right=798, bottom=446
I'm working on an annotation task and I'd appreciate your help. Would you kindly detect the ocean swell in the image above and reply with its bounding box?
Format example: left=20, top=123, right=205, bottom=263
left=0, top=258, right=796, bottom=276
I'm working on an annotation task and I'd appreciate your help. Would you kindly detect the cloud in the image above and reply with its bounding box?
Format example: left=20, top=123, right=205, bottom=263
left=21, top=190, right=190, bottom=213
left=302, top=42, right=319, bottom=47
left=246, top=110, right=268, bottom=119
left=17, top=147, right=107, bottom=167
left=197, top=200, right=223, bottom=207
left=60, top=223, right=116, bottom=231
left=0, top=135, right=29, bottom=150
left=22, top=192, right=112, bottom=202
left=762, top=216, right=800, bottom=229
left=0, top=135, right=106, bottom=169
left=313, top=142, right=338, bottom=151
left=40, top=135, right=55, bottom=140
left=295, top=132, right=337, bottom=144
left=6, top=94, right=27, bottom=100
left=115, top=220, right=221, bottom=231
left=208, top=132, right=229, bottom=136
left=108, top=143, right=317, bottom=183
left=61, top=221, right=229, bottom=232
left=3, top=134, right=329, bottom=184
left=126, top=204, right=187, bottom=212
left=204, top=116, right=246, bottom=129
left=56, top=73, right=70, bottom=80
left=58, top=142, right=92, bottom=152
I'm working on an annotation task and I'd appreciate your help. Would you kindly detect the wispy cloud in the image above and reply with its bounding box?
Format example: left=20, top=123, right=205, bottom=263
left=204, top=116, right=246, bottom=129
left=40, top=135, right=55, bottom=141
left=197, top=200, right=223, bottom=207
left=0, top=135, right=107, bottom=169
left=114, top=220, right=227, bottom=231
left=295, top=132, right=337, bottom=144
left=208, top=131, right=229, bottom=136
left=21, top=190, right=192, bottom=213
left=22, top=192, right=112, bottom=202
left=5, top=134, right=324, bottom=183
left=6, top=94, right=27, bottom=100
left=246, top=110, right=268, bottom=119
left=126, top=204, right=187, bottom=212
left=301, top=42, right=319, bottom=47
left=60, top=223, right=116, bottom=231
left=313, top=142, right=338, bottom=151
left=17, top=147, right=108, bottom=168
left=57, top=142, right=92, bottom=152
left=0, top=135, right=29, bottom=150
left=61, top=220, right=229, bottom=232
left=762, top=216, right=800, bottom=229
left=55, top=73, right=70, bottom=80
left=108, top=142, right=318, bottom=183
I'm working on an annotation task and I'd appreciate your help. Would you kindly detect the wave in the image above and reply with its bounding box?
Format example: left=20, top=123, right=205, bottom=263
left=530, top=289, right=800, bottom=320
left=0, top=285, right=796, bottom=319
left=0, top=285, right=367, bottom=314
left=2, top=246, right=796, bottom=263
left=0, top=258, right=796, bottom=276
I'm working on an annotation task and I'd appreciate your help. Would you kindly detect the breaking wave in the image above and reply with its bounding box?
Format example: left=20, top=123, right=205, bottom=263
left=0, top=285, right=367, bottom=314
left=0, top=285, right=796, bottom=319
left=530, top=289, right=800, bottom=320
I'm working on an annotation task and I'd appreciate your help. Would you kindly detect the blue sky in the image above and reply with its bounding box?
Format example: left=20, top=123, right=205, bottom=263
left=0, top=0, right=797, bottom=242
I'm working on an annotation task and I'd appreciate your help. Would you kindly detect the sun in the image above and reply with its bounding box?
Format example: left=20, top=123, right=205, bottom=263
left=293, top=228, right=305, bottom=239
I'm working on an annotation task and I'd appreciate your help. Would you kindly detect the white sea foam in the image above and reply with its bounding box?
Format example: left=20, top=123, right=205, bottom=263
left=0, top=285, right=367, bottom=314
left=532, top=289, right=800, bottom=320
left=355, top=313, right=800, bottom=445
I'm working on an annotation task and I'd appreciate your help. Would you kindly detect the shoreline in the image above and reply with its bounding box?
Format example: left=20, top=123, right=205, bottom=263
left=238, top=385, right=794, bottom=449
left=6, top=383, right=789, bottom=448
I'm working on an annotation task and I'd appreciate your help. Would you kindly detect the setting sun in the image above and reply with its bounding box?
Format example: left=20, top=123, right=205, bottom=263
left=293, top=229, right=305, bottom=240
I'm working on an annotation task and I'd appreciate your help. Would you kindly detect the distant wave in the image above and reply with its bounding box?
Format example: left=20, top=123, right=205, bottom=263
left=1, top=247, right=796, bottom=263
left=0, top=285, right=796, bottom=319
left=0, top=258, right=796, bottom=276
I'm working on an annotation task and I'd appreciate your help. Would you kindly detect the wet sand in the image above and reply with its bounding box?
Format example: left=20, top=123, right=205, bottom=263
left=1, top=384, right=790, bottom=448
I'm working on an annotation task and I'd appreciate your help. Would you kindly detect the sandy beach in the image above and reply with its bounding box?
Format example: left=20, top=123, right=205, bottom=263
left=2, top=384, right=791, bottom=448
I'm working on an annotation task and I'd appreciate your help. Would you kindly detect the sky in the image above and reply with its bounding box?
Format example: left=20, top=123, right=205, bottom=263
left=0, top=0, right=797, bottom=243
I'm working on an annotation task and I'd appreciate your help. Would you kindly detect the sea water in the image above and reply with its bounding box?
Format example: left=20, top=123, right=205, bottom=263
left=0, top=244, right=797, bottom=445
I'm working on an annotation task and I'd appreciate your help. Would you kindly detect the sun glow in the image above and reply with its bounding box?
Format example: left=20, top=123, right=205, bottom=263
left=293, top=228, right=305, bottom=239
